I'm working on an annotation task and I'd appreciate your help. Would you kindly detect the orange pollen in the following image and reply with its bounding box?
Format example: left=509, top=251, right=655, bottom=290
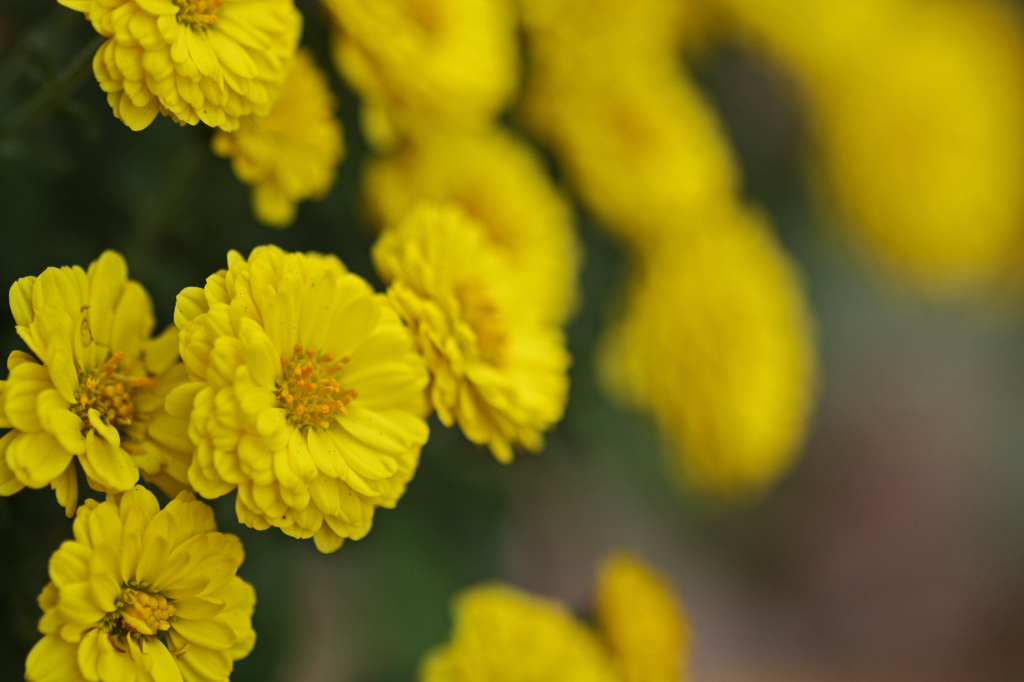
left=175, top=0, right=223, bottom=25
left=104, top=587, right=175, bottom=639
left=73, top=352, right=155, bottom=435
left=276, top=345, right=356, bottom=430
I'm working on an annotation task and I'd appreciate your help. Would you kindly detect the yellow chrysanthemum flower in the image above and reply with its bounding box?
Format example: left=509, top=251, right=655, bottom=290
left=0, top=251, right=191, bottom=517
left=420, top=584, right=619, bottom=682
left=520, top=0, right=686, bottom=69
left=212, top=48, right=345, bottom=228
left=709, top=0, right=898, bottom=84
left=716, top=0, right=1024, bottom=297
left=599, top=208, right=817, bottom=496
left=372, top=204, right=570, bottom=464
left=595, top=552, right=691, bottom=682
left=25, top=486, right=255, bottom=682
left=58, top=0, right=301, bottom=131
left=520, top=55, right=738, bottom=242
left=364, top=128, right=580, bottom=323
left=322, top=0, right=518, bottom=149
left=169, top=246, right=429, bottom=553
left=815, top=0, right=1024, bottom=297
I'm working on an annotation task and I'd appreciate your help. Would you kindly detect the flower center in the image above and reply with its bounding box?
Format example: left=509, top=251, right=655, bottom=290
left=104, top=587, right=175, bottom=639
left=73, top=352, right=156, bottom=444
left=457, top=280, right=507, bottom=364
left=277, top=345, right=357, bottom=430
left=174, top=0, right=223, bottom=26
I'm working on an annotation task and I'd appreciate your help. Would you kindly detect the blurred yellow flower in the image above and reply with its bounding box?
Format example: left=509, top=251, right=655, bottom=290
left=520, top=0, right=685, bottom=68
left=212, top=48, right=345, bottom=228
left=58, top=0, right=301, bottom=131
left=520, top=56, right=738, bottom=242
left=0, top=251, right=191, bottom=517
left=323, top=0, right=518, bottom=149
left=595, top=552, right=691, bottom=682
left=25, top=486, right=255, bottom=682
left=373, top=204, right=570, bottom=463
left=815, top=0, right=1024, bottom=297
left=599, top=208, right=817, bottom=496
left=709, top=0, right=898, bottom=83
left=364, top=128, right=580, bottom=322
left=717, top=0, right=1024, bottom=297
left=169, top=246, right=429, bottom=553
left=420, top=584, right=619, bottom=682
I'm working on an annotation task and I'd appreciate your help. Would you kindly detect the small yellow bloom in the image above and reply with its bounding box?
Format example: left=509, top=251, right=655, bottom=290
left=169, top=246, right=430, bottom=553
left=420, top=584, right=619, bottom=682
left=24, top=486, right=255, bottom=682
left=364, top=128, right=580, bottom=322
left=0, top=251, right=191, bottom=516
left=595, top=552, right=691, bottom=682
left=599, top=208, right=817, bottom=496
left=58, top=0, right=302, bottom=131
left=323, top=0, right=519, bottom=149
left=373, top=204, right=570, bottom=463
left=212, top=48, right=346, bottom=228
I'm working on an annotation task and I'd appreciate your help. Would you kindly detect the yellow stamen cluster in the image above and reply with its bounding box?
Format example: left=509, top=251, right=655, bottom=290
left=72, top=352, right=156, bottom=435
left=104, top=587, right=175, bottom=640
left=276, top=344, right=357, bottom=430
left=174, top=0, right=223, bottom=26
left=457, top=280, right=507, bottom=364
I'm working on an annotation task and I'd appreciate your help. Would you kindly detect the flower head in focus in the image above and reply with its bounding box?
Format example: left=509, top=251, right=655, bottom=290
left=57, top=0, right=301, bottom=131
left=364, top=128, right=580, bottom=322
left=0, top=251, right=192, bottom=516
left=212, top=48, right=345, bottom=228
left=420, top=584, right=619, bottom=682
left=373, top=204, right=570, bottom=463
left=322, top=0, right=518, bottom=149
left=170, top=246, right=429, bottom=553
left=595, top=552, right=691, bottom=682
left=25, top=486, right=255, bottom=682
left=599, top=208, right=817, bottom=496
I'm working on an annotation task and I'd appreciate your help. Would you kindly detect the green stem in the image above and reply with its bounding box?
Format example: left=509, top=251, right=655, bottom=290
left=0, top=34, right=103, bottom=139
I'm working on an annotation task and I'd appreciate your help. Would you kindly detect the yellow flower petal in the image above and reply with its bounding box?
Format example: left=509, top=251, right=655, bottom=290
left=8, top=431, right=74, bottom=489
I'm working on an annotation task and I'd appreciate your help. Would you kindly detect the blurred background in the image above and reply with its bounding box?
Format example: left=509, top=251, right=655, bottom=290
left=2, top=0, right=1024, bottom=680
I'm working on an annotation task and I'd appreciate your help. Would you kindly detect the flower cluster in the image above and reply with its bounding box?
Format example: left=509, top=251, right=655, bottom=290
left=421, top=552, right=690, bottom=682
left=519, top=0, right=818, bottom=495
